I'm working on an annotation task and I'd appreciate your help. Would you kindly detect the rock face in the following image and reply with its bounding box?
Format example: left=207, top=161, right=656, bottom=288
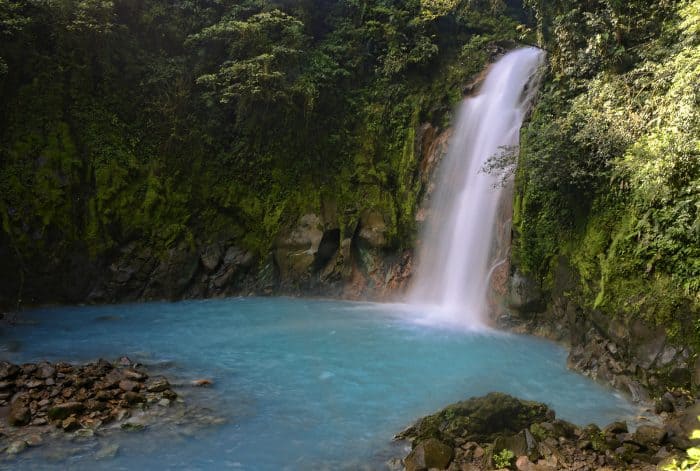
left=502, top=256, right=693, bottom=403
left=396, top=393, right=674, bottom=471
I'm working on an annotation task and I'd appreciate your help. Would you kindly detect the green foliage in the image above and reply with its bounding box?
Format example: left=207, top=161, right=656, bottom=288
left=493, top=448, right=515, bottom=469
left=515, top=0, right=700, bottom=333
left=0, top=0, right=529, bottom=292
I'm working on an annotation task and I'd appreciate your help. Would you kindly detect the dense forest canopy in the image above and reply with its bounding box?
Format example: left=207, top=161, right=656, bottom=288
left=514, top=0, right=700, bottom=344
left=0, top=0, right=527, bottom=305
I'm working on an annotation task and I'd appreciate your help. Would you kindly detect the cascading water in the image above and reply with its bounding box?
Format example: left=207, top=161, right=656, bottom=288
left=408, top=47, right=545, bottom=328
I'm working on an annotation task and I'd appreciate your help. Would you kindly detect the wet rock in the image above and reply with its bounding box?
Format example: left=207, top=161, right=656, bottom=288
left=404, top=438, right=453, bottom=471
left=0, top=362, right=20, bottom=380
left=61, top=416, right=81, bottom=432
left=122, top=369, right=147, bottom=381
left=9, top=399, right=31, bottom=426
left=35, top=363, right=56, bottom=379
left=191, top=379, right=212, bottom=387
left=6, top=440, right=27, bottom=455
left=21, top=363, right=38, bottom=376
left=120, top=421, right=145, bottom=432
left=603, top=421, right=628, bottom=435
left=124, top=392, right=145, bottom=405
left=74, top=428, right=94, bottom=439
left=146, top=376, right=170, bottom=392
left=118, top=380, right=139, bottom=392
left=95, top=443, right=120, bottom=460
left=25, top=434, right=43, bottom=447
left=632, top=425, right=666, bottom=448
left=48, top=401, right=85, bottom=421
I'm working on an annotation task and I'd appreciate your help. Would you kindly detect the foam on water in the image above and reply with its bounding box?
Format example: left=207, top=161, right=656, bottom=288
left=3, top=297, right=640, bottom=470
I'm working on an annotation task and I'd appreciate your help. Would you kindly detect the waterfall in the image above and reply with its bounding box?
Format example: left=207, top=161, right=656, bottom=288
left=408, top=47, right=545, bottom=328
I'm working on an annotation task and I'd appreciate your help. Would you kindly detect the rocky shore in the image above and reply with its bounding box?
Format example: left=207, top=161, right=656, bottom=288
left=0, top=357, right=220, bottom=462
left=393, top=392, right=696, bottom=471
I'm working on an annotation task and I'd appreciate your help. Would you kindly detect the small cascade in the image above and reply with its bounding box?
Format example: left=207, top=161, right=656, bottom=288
left=408, top=47, right=545, bottom=328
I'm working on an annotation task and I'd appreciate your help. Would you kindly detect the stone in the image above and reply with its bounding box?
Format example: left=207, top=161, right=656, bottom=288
left=0, top=362, right=20, bottom=380
left=655, top=395, right=675, bottom=414
left=0, top=380, right=14, bottom=390
left=118, top=380, right=139, bottom=392
left=26, top=379, right=44, bottom=389
left=404, top=438, right=453, bottom=471
left=120, top=421, right=145, bottom=432
left=191, top=379, right=212, bottom=387
left=61, top=416, right=81, bottom=432
left=632, top=425, right=666, bottom=448
left=146, top=376, right=170, bottom=392
left=95, top=443, right=120, bottom=460
left=603, top=421, right=628, bottom=435
left=35, top=363, right=56, bottom=379
left=122, top=369, right=147, bottom=381
left=124, top=392, right=145, bottom=404
left=85, top=398, right=106, bottom=411
left=25, top=434, right=43, bottom=447
left=6, top=440, right=26, bottom=455
left=74, top=428, right=94, bottom=438
left=48, top=401, right=85, bottom=421
left=8, top=400, right=31, bottom=426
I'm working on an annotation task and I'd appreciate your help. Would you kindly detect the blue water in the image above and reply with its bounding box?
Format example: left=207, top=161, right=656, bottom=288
left=2, top=297, right=638, bottom=470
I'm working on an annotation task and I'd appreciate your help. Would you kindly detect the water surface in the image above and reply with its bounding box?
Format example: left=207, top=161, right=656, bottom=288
left=2, top=297, right=638, bottom=470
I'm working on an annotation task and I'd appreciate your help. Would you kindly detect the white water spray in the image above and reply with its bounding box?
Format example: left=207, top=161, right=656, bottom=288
left=408, top=47, right=545, bottom=328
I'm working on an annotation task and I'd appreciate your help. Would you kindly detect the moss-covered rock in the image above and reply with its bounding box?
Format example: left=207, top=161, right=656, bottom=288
left=397, top=392, right=554, bottom=446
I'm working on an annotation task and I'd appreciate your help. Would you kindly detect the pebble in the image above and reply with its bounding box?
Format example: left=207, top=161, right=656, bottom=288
left=6, top=440, right=27, bottom=455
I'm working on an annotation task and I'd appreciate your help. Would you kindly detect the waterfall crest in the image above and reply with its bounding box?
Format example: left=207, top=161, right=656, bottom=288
left=408, top=47, right=545, bottom=328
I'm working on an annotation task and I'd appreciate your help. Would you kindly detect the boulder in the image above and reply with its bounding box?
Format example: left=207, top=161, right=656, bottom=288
left=404, top=438, right=453, bottom=471
left=146, top=376, right=170, bottom=392
left=8, top=400, right=31, bottom=426
left=603, top=421, right=628, bottom=435
left=61, top=416, right=81, bottom=432
left=118, top=380, right=139, bottom=392
left=35, top=362, right=55, bottom=379
left=396, top=393, right=553, bottom=446
left=632, top=425, right=666, bottom=448
left=47, top=401, right=85, bottom=421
